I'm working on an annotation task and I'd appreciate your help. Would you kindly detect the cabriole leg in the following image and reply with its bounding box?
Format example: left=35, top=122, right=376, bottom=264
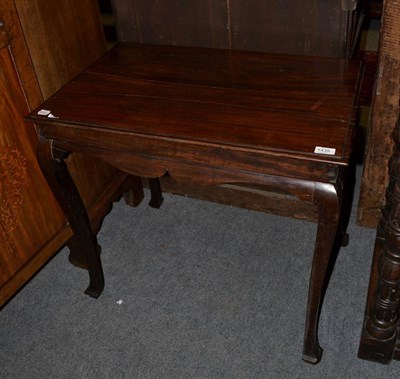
left=303, top=182, right=341, bottom=364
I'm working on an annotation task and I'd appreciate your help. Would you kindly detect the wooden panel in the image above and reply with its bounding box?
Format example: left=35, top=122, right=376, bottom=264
left=112, top=0, right=356, bottom=57
left=0, top=0, right=68, bottom=306
left=357, top=0, right=400, bottom=227
left=0, top=3, right=43, bottom=111
left=0, top=42, right=65, bottom=289
left=14, top=0, right=107, bottom=99
left=230, top=0, right=350, bottom=57
left=112, top=0, right=229, bottom=48
left=158, top=178, right=318, bottom=221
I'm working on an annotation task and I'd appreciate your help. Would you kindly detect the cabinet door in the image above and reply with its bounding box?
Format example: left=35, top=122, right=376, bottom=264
left=0, top=23, right=67, bottom=304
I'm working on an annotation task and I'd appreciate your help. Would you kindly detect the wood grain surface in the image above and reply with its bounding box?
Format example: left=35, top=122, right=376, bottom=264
left=112, top=0, right=356, bottom=57
left=31, top=44, right=362, bottom=167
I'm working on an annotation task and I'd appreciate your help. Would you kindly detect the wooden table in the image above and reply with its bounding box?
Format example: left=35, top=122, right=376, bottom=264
left=27, top=43, right=363, bottom=364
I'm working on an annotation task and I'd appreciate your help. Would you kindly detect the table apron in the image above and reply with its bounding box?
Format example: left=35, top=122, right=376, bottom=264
left=42, top=144, right=346, bottom=206
left=38, top=123, right=343, bottom=186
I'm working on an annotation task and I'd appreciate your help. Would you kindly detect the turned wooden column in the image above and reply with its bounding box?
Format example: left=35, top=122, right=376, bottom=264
left=366, top=135, right=400, bottom=340
left=359, top=113, right=400, bottom=363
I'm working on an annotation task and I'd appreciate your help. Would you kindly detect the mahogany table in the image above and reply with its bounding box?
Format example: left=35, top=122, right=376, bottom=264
left=27, top=43, right=363, bottom=364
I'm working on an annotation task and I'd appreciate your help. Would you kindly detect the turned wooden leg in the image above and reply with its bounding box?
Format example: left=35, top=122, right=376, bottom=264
left=37, top=138, right=104, bottom=298
left=302, top=182, right=341, bottom=364
left=148, top=177, right=164, bottom=208
left=361, top=192, right=400, bottom=363
left=358, top=221, right=400, bottom=363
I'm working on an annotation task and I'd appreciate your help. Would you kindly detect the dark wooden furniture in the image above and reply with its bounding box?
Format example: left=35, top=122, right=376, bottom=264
left=357, top=0, right=400, bottom=228
left=0, top=0, right=137, bottom=307
left=358, top=112, right=400, bottom=364
left=358, top=2, right=400, bottom=362
left=27, top=43, right=363, bottom=364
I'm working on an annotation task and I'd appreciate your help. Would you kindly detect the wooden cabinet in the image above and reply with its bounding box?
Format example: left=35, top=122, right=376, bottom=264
left=0, top=15, right=66, bottom=305
left=0, top=0, right=128, bottom=307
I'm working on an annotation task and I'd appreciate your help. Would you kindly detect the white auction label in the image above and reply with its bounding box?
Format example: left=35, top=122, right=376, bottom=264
left=314, top=146, right=336, bottom=155
left=37, top=109, right=51, bottom=116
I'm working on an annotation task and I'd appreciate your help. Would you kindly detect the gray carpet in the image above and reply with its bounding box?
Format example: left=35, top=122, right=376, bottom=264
left=1, top=166, right=400, bottom=378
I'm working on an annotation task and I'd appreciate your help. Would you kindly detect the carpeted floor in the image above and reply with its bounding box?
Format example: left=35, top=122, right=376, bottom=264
left=1, top=166, right=399, bottom=378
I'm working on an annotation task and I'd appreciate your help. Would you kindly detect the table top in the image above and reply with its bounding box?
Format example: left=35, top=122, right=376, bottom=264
left=29, top=43, right=363, bottom=167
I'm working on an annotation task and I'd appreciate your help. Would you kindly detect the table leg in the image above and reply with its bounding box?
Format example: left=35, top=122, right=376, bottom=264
left=148, top=178, right=164, bottom=208
left=66, top=174, right=143, bottom=269
left=37, top=138, right=104, bottom=298
left=123, top=175, right=145, bottom=207
left=302, top=182, right=341, bottom=364
left=66, top=237, right=102, bottom=270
